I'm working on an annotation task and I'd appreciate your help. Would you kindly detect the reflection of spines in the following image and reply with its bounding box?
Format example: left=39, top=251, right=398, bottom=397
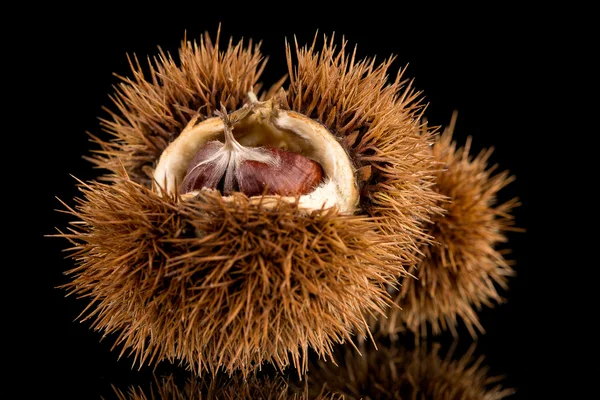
left=106, top=341, right=513, bottom=399
left=306, top=341, right=515, bottom=400
left=108, top=374, right=336, bottom=400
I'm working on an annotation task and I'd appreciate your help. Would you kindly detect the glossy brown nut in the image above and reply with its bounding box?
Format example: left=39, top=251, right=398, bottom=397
left=180, top=144, right=323, bottom=196
left=237, top=148, right=323, bottom=196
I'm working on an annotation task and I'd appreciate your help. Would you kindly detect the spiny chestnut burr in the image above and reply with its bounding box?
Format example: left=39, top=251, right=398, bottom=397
left=56, top=30, right=462, bottom=378
left=372, top=117, right=520, bottom=339
left=179, top=140, right=324, bottom=197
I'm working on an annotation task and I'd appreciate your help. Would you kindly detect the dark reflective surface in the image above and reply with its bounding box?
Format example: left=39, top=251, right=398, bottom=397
left=96, top=338, right=516, bottom=399
left=41, top=308, right=528, bottom=398
left=32, top=8, right=530, bottom=399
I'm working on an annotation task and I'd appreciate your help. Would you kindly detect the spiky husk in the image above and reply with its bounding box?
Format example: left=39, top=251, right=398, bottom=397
left=91, top=28, right=281, bottom=186
left=57, top=31, right=445, bottom=376
left=108, top=373, right=336, bottom=400
left=305, top=341, right=515, bottom=399
left=60, top=175, right=404, bottom=375
left=281, top=35, right=444, bottom=262
left=376, top=119, right=520, bottom=338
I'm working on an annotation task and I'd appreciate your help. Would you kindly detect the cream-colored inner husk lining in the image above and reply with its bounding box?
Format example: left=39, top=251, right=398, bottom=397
left=153, top=99, right=359, bottom=213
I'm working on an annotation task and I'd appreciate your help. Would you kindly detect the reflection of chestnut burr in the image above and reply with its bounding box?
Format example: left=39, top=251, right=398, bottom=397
left=304, top=341, right=515, bottom=400
left=107, top=341, right=514, bottom=400
left=109, top=374, right=321, bottom=400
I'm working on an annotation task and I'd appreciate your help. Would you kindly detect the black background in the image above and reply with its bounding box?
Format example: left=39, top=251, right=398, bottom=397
left=20, top=5, right=535, bottom=399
